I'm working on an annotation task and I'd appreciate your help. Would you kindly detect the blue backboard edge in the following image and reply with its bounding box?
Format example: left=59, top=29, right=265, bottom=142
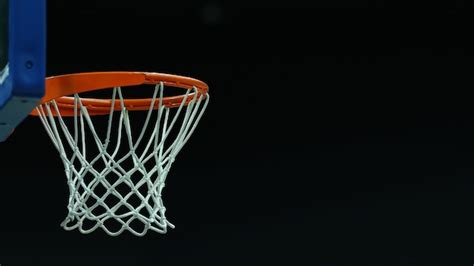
left=0, top=0, right=46, bottom=141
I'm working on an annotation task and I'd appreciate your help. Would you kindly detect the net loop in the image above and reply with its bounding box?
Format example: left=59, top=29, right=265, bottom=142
left=36, top=81, right=209, bottom=236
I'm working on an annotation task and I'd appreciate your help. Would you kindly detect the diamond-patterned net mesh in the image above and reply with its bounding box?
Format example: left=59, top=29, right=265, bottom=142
left=35, top=83, right=209, bottom=236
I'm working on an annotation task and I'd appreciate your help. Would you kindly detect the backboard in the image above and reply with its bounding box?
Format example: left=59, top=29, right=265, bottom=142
left=0, top=0, right=46, bottom=141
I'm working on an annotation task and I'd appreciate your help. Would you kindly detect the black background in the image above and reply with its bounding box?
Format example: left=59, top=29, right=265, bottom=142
left=1, top=0, right=474, bottom=265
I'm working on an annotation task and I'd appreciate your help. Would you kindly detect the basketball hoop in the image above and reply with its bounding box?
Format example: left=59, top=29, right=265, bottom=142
left=31, top=72, right=209, bottom=236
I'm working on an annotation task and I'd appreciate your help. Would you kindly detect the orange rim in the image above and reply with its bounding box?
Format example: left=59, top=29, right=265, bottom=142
left=30, top=72, right=209, bottom=116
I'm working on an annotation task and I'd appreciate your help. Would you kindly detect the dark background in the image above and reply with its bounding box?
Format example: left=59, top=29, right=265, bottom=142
left=2, top=0, right=474, bottom=265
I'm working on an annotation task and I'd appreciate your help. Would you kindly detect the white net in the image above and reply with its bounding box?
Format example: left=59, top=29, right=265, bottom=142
left=35, top=82, right=209, bottom=236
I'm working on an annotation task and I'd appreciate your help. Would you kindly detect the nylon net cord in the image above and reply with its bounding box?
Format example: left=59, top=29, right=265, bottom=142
left=35, top=82, right=209, bottom=236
